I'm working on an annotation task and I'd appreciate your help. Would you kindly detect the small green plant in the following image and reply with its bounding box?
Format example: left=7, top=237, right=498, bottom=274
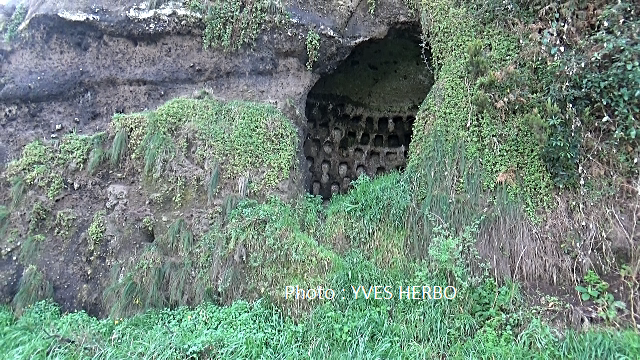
left=88, top=210, right=106, bottom=252
left=110, top=127, right=128, bottom=166
left=142, top=216, right=154, bottom=233
left=54, top=210, right=76, bottom=239
left=575, top=269, right=626, bottom=322
left=306, top=30, right=321, bottom=71
left=87, top=133, right=107, bottom=174
left=28, top=202, right=49, bottom=235
left=576, top=269, right=609, bottom=301
left=165, top=219, right=193, bottom=254
left=367, top=0, right=377, bottom=14
left=3, top=3, right=27, bottom=42
left=201, top=0, right=287, bottom=51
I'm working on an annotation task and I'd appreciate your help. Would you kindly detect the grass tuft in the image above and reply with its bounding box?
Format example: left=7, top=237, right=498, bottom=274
left=110, top=127, right=128, bottom=166
left=207, top=164, right=220, bottom=204
left=11, top=266, right=53, bottom=316
left=10, top=177, right=25, bottom=208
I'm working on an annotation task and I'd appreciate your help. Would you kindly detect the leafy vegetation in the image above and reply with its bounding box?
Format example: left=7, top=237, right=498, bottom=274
left=2, top=3, right=27, bottom=42
left=88, top=210, right=106, bottom=253
left=1, top=1, right=639, bottom=358
left=6, top=133, right=105, bottom=200
left=183, top=0, right=288, bottom=51
left=112, top=96, right=297, bottom=192
left=305, top=29, right=320, bottom=71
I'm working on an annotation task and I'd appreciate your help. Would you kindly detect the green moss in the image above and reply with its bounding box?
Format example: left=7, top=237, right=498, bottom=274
left=113, top=97, right=297, bottom=193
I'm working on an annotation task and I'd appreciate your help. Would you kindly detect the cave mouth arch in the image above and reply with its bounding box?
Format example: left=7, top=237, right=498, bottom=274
left=304, top=24, right=434, bottom=199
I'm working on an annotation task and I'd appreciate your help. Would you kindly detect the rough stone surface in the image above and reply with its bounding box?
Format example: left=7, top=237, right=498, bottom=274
left=0, top=0, right=425, bottom=315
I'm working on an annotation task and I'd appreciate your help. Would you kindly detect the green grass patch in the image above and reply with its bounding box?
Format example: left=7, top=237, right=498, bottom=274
left=324, top=172, right=409, bottom=267
left=6, top=132, right=106, bottom=200
left=113, top=97, right=297, bottom=193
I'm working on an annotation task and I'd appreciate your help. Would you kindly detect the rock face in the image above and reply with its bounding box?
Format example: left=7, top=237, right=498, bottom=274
left=0, top=0, right=425, bottom=315
left=0, top=0, right=417, bottom=165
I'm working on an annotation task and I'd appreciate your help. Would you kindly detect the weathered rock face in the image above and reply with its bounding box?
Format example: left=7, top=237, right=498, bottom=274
left=0, top=0, right=427, bottom=315
left=0, top=0, right=417, bottom=165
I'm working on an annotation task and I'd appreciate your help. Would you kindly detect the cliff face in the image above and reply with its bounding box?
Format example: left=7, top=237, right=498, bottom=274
left=0, top=0, right=422, bottom=315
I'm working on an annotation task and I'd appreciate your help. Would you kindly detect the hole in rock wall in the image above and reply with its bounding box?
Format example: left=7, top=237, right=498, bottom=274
left=304, top=25, right=434, bottom=199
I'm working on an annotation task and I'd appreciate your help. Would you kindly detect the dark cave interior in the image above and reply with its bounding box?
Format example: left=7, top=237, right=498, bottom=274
left=304, top=25, right=434, bottom=199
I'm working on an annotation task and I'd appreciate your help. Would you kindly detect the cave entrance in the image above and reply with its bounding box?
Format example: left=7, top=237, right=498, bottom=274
left=304, top=25, right=434, bottom=199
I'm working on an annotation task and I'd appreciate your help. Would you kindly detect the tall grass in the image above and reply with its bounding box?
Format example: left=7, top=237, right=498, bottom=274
left=10, top=176, right=25, bottom=208
left=109, top=127, right=128, bottom=166
left=2, top=298, right=638, bottom=359
left=11, top=266, right=53, bottom=316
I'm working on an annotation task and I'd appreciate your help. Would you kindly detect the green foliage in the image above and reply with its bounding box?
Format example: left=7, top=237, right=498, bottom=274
left=408, top=0, right=553, bottom=216
left=3, top=291, right=639, bottom=359
left=200, top=0, right=287, bottom=51
left=0, top=205, right=9, bottom=238
left=541, top=99, right=581, bottom=188
left=142, top=216, right=154, bottom=232
left=547, top=2, right=640, bottom=177
left=110, top=127, right=128, bottom=166
left=88, top=210, right=106, bottom=252
left=10, top=176, right=25, bottom=208
left=164, top=218, right=193, bottom=254
left=113, top=97, right=297, bottom=192
left=7, top=132, right=105, bottom=200
left=3, top=3, right=27, bottom=42
left=325, top=172, right=409, bottom=266
left=11, top=266, right=53, bottom=316
left=54, top=209, right=76, bottom=239
left=305, top=29, right=321, bottom=71
left=28, top=202, right=49, bottom=235
left=467, top=40, right=489, bottom=80
left=575, top=270, right=626, bottom=322
left=226, top=196, right=335, bottom=301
